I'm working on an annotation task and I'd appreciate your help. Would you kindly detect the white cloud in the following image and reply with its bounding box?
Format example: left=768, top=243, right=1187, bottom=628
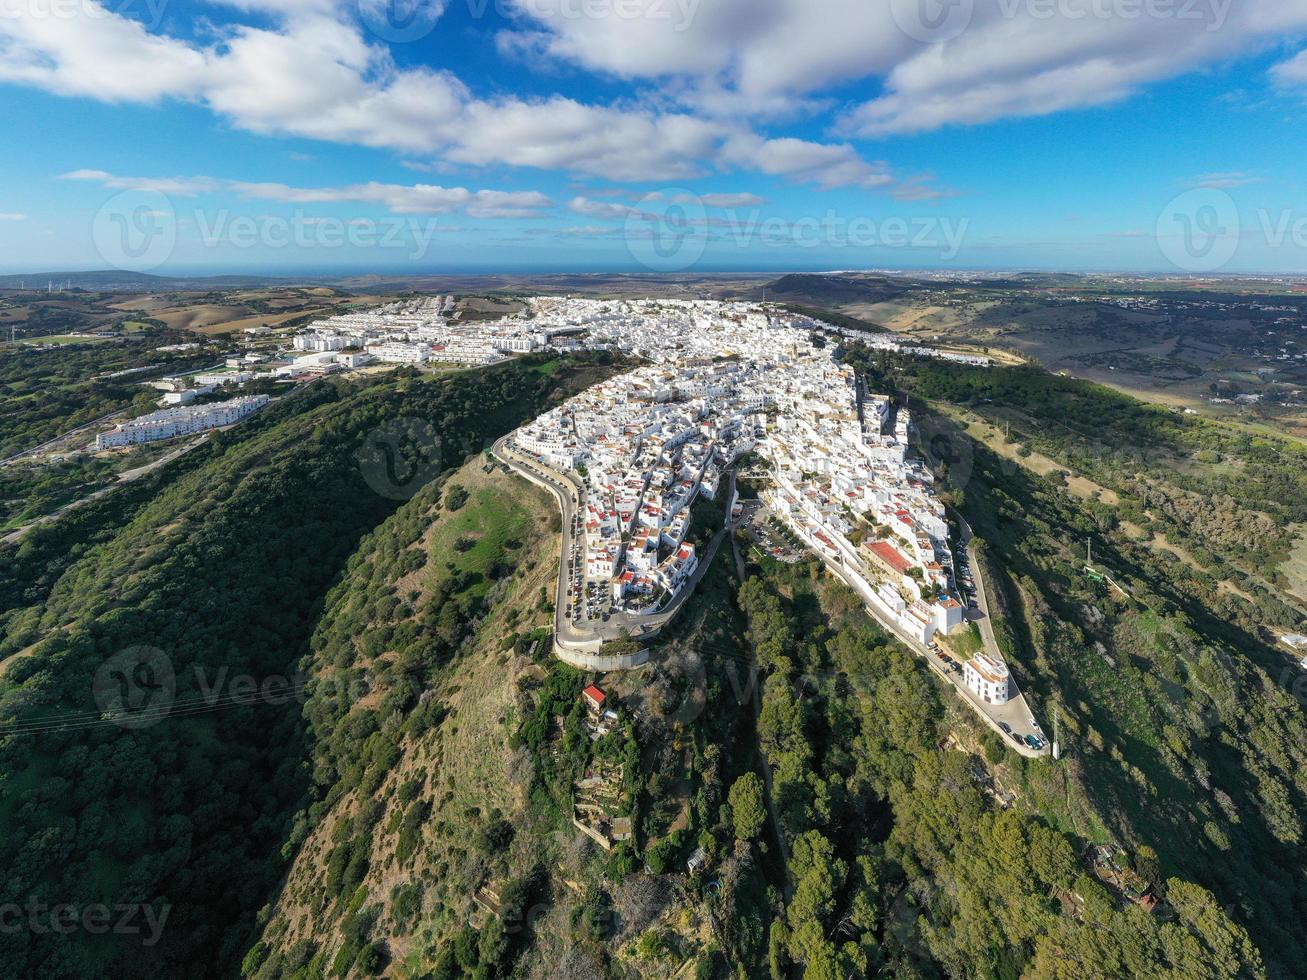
left=535, top=225, right=625, bottom=237
left=0, top=0, right=206, bottom=102
left=447, top=98, right=720, bottom=181
left=568, top=196, right=640, bottom=219
left=502, top=0, right=1307, bottom=137
left=684, top=192, right=767, bottom=208
left=0, top=212, right=26, bottom=221
left=1, top=2, right=896, bottom=190
left=25, top=0, right=1299, bottom=195
left=60, top=169, right=220, bottom=195
left=842, top=3, right=1307, bottom=136
left=201, top=14, right=467, bottom=151
left=464, top=189, right=556, bottom=218
left=1182, top=172, right=1263, bottom=189
left=62, top=170, right=553, bottom=217
left=499, top=0, right=912, bottom=102
left=1272, top=48, right=1307, bottom=87
left=724, top=135, right=892, bottom=190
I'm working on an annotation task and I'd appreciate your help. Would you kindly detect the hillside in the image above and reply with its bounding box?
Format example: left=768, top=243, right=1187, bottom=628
left=764, top=274, right=914, bottom=307
left=844, top=347, right=1307, bottom=976
left=1, top=341, right=1298, bottom=978
left=246, top=385, right=1271, bottom=978
left=246, top=456, right=756, bottom=978
left=246, top=458, right=561, bottom=975
left=0, top=354, right=620, bottom=978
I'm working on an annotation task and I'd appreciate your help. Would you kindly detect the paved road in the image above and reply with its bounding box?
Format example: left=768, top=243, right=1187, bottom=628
left=955, top=514, right=1049, bottom=754
left=958, top=517, right=1002, bottom=659
left=777, top=513, right=1049, bottom=759
left=2, top=434, right=209, bottom=546
left=492, top=436, right=733, bottom=651
left=1, top=409, right=127, bottom=465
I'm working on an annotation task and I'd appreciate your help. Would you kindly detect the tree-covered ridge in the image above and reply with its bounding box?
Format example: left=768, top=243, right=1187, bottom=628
left=735, top=557, right=1265, bottom=979
left=937, top=433, right=1307, bottom=978
left=246, top=452, right=577, bottom=978
left=0, top=354, right=616, bottom=979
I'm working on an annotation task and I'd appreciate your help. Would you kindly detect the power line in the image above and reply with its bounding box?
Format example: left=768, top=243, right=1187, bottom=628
left=0, top=683, right=313, bottom=738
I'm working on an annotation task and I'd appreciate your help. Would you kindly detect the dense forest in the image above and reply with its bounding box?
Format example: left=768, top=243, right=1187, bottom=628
left=0, top=354, right=619, bottom=977
left=732, top=560, right=1264, bottom=978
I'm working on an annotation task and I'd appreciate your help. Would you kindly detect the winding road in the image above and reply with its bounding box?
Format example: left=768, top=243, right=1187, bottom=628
left=492, top=435, right=733, bottom=656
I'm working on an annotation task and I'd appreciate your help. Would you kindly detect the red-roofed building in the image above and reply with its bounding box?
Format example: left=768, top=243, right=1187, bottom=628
left=582, top=685, right=606, bottom=713
left=868, top=540, right=913, bottom=576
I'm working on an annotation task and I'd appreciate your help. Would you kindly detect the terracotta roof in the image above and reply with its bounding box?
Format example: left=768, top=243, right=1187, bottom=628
left=868, top=540, right=913, bottom=575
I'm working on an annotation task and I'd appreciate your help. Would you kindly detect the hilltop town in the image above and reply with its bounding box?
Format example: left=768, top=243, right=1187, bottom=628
left=483, top=298, right=1045, bottom=754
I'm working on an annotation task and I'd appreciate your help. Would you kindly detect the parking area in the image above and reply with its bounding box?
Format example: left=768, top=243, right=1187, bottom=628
left=741, top=504, right=806, bottom=563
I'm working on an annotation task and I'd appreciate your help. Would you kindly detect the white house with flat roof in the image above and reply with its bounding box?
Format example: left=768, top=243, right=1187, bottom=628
left=963, top=654, right=1012, bottom=705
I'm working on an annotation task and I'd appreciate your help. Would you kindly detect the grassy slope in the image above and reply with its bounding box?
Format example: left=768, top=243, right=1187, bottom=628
left=253, top=460, right=561, bottom=974
left=250, top=462, right=759, bottom=979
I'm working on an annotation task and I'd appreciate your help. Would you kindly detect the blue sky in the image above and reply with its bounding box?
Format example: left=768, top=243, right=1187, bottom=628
left=1, top=0, right=1306, bottom=275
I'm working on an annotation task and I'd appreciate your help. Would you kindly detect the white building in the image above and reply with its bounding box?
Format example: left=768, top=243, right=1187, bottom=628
left=963, top=654, right=1012, bottom=705
left=338, top=351, right=374, bottom=368
left=96, top=395, right=270, bottom=449
left=194, top=371, right=253, bottom=387
left=366, top=342, right=429, bottom=364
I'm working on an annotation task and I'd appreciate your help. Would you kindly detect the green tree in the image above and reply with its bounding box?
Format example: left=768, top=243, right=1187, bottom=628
left=727, top=772, right=767, bottom=843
